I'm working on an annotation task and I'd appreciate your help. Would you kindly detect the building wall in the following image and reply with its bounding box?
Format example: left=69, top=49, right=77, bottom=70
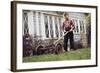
left=23, top=10, right=88, bottom=48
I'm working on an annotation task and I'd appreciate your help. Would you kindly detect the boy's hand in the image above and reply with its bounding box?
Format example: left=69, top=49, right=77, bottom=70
left=69, top=29, right=73, bottom=32
left=69, top=25, right=74, bottom=32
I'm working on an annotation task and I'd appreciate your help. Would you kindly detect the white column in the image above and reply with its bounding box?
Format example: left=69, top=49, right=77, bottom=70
left=52, top=16, right=56, bottom=38
left=28, top=11, right=34, bottom=36
left=36, top=12, right=39, bottom=37
left=41, top=13, right=46, bottom=40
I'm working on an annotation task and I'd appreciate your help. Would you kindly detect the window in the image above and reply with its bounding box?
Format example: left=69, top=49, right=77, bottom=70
left=81, top=21, right=85, bottom=33
left=33, top=11, right=36, bottom=37
left=72, top=19, right=76, bottom=33
left=23, top=12, right=29, bottom=34
left=49, top=16, right=54, bottom=38
left=75, top=20, right=79, bottom=33
left=58, top=17, right=62, bottom=37
left=79, top=20, right=82, bottom=32
left=38, top=12, right=41, bottom=37
left=44, top=15, right=49, bottom=38
left=55, top=17, right=59, bottom=38
left=79, top=20, right=85, bottom=33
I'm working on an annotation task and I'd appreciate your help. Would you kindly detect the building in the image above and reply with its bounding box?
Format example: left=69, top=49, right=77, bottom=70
left=23, top=10, right=89, bottom=56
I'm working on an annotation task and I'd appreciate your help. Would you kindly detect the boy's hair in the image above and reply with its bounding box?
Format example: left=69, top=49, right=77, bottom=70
left=63, top=13, right=69, bottom=17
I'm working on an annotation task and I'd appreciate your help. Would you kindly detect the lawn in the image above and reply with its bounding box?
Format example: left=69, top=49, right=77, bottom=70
left=23, top=48, right=91, bottom=62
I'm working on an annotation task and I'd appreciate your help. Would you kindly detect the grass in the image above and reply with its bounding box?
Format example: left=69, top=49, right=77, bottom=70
left=23, top=48, right=91, bottom=62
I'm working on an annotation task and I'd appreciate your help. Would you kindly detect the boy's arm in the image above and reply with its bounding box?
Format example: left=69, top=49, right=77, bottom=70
left=61, top=22, right=65, bottom=31
left=70, top=20, right=75, bottom=31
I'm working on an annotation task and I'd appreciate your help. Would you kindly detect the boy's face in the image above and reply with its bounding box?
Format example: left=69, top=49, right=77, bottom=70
left=64, top=15, right=69, bottom=20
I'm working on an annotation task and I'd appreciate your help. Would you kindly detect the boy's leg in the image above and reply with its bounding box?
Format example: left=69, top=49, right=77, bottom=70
left=69, top=31, right=75, bottom=50
left=64, top=32, right=68, bottom=51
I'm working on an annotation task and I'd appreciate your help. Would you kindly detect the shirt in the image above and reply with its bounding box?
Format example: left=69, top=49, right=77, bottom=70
left=62, top=19, right=75, bottom=31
